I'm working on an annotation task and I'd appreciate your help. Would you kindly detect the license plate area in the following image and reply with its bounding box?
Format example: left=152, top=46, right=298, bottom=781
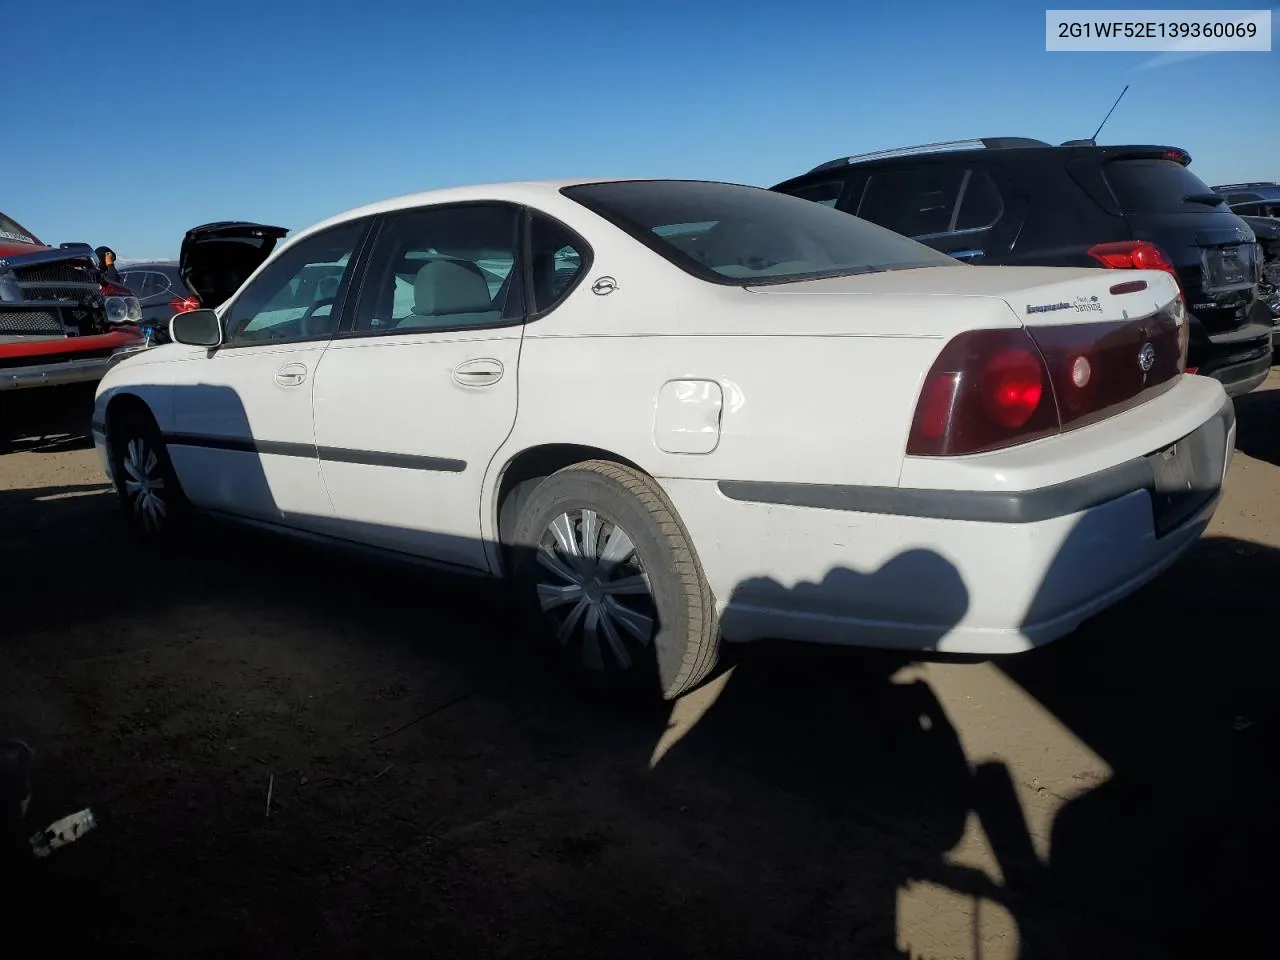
left=1202, top=244, right=1256, bottom=289
left=1147, top=429, right=1221, bottom=537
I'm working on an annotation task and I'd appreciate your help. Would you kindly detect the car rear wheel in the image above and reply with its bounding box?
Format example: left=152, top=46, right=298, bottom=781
left=509, top=460, right=719, bottom=703
left=109, top=407, right=187, bottom=544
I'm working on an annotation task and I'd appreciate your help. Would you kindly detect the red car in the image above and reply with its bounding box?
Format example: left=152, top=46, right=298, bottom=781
left=1, top=209, right=147, bottom=394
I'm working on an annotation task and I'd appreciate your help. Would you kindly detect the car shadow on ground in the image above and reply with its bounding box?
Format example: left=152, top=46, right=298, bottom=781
left=2, top=470, right=1275, bottom=957
left=0, top=384, right=96, bottom=454
left=2, top=373, right=1276, bottom=956
left=1232, top=377, right=1280, bottom=465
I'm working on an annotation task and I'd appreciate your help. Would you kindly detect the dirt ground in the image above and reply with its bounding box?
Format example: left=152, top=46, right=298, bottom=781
left=2, top=375, right=1278, bottom=959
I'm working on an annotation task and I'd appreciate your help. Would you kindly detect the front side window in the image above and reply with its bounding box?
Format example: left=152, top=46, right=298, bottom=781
left=563, top=180, right=954, bottom=286
left=351, top=203, right=522, bottom=333
left=222, top=220, right=365, bottom=344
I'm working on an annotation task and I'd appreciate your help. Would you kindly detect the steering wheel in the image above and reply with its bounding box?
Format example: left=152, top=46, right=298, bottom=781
left=298, top=297, right=336, bottom=337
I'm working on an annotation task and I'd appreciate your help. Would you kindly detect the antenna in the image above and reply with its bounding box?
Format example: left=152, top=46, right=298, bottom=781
left=1090, top=85, right=1129, bottom=143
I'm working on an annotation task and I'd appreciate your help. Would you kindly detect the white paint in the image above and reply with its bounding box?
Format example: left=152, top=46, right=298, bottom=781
left=93, top=178, right=1232, bottom=655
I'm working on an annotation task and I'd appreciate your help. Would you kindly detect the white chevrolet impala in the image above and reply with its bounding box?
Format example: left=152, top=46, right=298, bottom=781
left=93, top=179, right=1235, bottom=701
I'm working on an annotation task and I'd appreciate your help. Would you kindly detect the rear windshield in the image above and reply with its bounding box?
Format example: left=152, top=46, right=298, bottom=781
left=562, top=180, right=957, bottom=285
left=1104, top=159, right=1223, bottom=213
left=0, top=210, right=39, bottom=245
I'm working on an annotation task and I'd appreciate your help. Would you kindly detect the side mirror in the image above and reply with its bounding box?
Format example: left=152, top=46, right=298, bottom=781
left=169, top=308, right=222, bottom=347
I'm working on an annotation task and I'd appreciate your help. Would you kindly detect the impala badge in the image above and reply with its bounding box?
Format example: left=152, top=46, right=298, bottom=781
left=1138, top=342, right=1156, bottom=372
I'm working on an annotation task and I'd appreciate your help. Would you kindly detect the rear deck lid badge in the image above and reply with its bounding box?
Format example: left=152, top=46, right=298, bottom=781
left=1026, top=300, right=1071, bottom=314
left=1138, top=342, right=1156, bottom=372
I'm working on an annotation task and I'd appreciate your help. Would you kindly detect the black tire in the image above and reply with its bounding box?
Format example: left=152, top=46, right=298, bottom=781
left=108, top=406, right=189, bottom=544
left=509, top=460, right=719, bottom=702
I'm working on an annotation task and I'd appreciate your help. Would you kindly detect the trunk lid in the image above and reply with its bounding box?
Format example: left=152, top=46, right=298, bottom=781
left=750, top=263, right=1180, bottom=325
left=752, top=263, right=1187, bottom=431
left=179, top=221, right=288, bottom=309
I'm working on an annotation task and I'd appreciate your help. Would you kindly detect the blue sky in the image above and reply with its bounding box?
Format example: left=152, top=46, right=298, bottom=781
left=7, top=0, right=1276, bottom=257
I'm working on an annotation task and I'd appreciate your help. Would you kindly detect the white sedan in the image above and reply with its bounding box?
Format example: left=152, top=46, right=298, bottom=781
left=92, top=179, right=1235, bottom=701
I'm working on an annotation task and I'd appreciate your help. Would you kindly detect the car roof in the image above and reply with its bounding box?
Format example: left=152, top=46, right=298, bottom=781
left=779, top=141, right=1192, bottom=186
left=279, top=177, right=753, bottom=253
left=296, top=179, right=611, bottom=238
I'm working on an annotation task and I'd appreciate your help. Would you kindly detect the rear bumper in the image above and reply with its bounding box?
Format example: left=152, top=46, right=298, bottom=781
left=1195, top=331, right=1273, bottom=397
left=667, top=388, right=1234, bottom=655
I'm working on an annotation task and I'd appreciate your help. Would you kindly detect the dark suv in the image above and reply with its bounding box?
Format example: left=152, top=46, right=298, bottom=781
left=772, top=138, right=1272, bottom=396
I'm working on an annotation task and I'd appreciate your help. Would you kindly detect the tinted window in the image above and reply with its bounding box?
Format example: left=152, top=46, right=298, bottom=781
left=954, top=171, right=1005, bottom=232
left=529, top=214, right=588, bottom=313
left=783, top=180, right=846, bottom=207
left=1104, top=159, right=1221, bottom=213
left=352, top=203, right=522, bottom=333
left=857, top=168, right=966, bottom=238
left=223, top=220, right=364, bottom=344
left=0, top=211, right=38, bottom=245
left=563, top=180, right=955, bottom=285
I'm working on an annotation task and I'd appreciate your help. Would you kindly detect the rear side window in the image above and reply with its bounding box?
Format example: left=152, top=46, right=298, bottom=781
left=856, top=167, right=1005, bottom=240
left=529, top=214, right=589, bottom=314
left=858, top=168, right=966, bottom=237
left=1103, top=159, right=1221, bottom=213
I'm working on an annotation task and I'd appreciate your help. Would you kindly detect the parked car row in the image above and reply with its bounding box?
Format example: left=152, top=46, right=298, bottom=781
left=94, top=167, right=1235, bottom=704
left=1212, top=181, right=1280, bottom=344
left=773, top=139, right=1274, bottom=396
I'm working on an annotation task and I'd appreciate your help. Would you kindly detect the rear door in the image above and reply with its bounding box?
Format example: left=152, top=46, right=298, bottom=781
left=310, top=201, right=534, bottom=571
left=1101, top=157, right=1261, bottom=336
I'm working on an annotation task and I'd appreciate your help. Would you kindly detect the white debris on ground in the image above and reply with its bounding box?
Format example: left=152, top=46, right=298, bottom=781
left=30, top=808, right=97, bottom=858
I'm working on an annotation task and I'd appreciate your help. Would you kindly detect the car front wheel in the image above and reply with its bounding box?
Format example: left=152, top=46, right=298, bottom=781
left=510, top=460, right=719, bottom=703
left=108, top=407, right=187, bottom=544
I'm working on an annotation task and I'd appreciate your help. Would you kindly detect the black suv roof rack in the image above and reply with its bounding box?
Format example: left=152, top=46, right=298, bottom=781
left=807, top=137, right=1052, bottom=173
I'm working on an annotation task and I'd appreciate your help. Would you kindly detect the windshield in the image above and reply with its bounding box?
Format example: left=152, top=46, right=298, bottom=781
left=562, top=180, right=957, bottom=285
left=0, top=210, right=40, bottom=245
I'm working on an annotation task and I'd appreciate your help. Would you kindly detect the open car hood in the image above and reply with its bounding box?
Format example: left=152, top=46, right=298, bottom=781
left=179, top=221, right=288, bottom=309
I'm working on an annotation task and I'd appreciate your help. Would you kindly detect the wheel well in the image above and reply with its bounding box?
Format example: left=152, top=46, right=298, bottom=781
left=104, top=393, right=157, bottom=445
left=495, top=443, right=644, bottom=546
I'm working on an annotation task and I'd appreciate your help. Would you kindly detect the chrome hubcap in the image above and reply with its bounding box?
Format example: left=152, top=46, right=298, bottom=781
left=122, top=437, right=166, bottom=531
left=535, top=508, right=655, bottom=672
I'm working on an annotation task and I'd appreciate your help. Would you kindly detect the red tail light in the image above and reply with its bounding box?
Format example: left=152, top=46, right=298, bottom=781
left=169, top=296, right=200, bottom=313
left=100, top=279, right=133, bottom=297
left=907, top=328, right=1059, bottom=456
left=1087, top=240, right=1179, bottom=280
left=909, top=304, right=1187, bottom=457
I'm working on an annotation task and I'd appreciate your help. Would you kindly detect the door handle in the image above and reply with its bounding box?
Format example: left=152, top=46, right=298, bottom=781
left=274, top=362, right=308, bottom=387
left=452, top=358, right=504, bottom=388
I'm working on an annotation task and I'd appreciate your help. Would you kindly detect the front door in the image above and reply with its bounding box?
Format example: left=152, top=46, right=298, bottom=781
left=165, top=218, right=369, bottom=529
left=311, top=202, right=577, bottom=571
